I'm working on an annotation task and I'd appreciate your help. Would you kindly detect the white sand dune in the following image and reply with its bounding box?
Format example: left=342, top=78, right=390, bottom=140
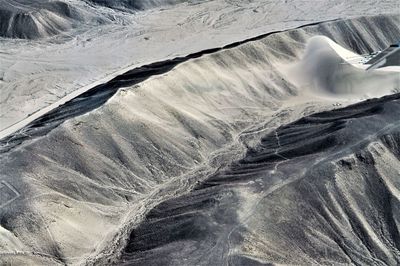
left=282, top=36, right=400, bottom=99
left=0, top=14, right=399, bottom=265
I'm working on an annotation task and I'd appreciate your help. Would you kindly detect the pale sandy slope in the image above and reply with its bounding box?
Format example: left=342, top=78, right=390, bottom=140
left=0, top=0, right=399, bottom=133
left=0, top=15, right=398, bottom=265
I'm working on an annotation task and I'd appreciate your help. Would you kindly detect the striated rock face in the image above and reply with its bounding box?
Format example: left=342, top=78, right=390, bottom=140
left=85, top=0, right=198, bottom=10
left=0, top=0, right=215, bottom=39
left=0, top=14, right=399, bottom=265
left=119, top=93, right=400, bottom=265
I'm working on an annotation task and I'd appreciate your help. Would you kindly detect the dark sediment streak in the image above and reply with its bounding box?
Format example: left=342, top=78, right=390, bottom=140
left=0, top=18, right=341, bottom=153
left=3, top=14, right=398, bottom=154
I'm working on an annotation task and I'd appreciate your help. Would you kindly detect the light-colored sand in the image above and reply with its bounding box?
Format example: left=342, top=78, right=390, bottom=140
left=281, top=35, right=400, bottom=99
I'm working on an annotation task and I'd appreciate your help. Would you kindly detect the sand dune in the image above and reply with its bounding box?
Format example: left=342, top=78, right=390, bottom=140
left=0, top=14, right=399, bottom=265
left=283, top=36, right=400, bottom=98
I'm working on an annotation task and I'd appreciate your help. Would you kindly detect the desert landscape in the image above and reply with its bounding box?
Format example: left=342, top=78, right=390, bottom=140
left=0, top=1, right=399, bottom=265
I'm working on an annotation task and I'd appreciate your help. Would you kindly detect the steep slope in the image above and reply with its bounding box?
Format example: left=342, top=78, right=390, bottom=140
left=0, top=15, right=399, bottom=265
left=118, top=93, right=400, bottom=265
